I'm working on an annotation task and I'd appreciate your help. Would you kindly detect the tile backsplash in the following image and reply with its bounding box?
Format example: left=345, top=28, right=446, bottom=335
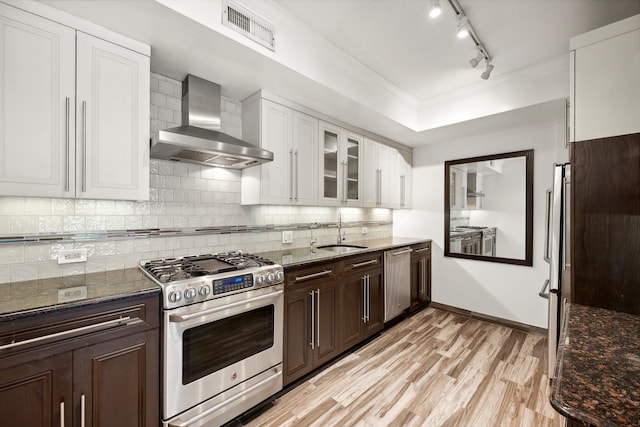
left=0, top=73, right=392, bottom=284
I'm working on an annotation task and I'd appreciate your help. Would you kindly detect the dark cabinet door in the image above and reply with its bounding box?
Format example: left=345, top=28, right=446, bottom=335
left=283, top=286, right=313, bottom=385
left=0, top=350, right=72, bottom=427
left=339, top=273, right=365, bottom=352
left=363, top=268, right=384, bottom=338
left=410, top=244, right=432, bottom=312
left=73, top=330, right=159, bottom=427
left=315, top=281, right=339, bottom=366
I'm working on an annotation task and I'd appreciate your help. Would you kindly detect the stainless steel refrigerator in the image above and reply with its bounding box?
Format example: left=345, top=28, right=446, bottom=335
left=540, top=163, right=571, bottom=378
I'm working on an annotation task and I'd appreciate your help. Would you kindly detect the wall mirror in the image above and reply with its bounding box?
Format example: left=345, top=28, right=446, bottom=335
left=444, top=150, right=533, bottom=266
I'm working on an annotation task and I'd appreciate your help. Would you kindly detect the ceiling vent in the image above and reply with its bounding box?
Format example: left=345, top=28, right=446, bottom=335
left=223, top=1, right=276, bottom=51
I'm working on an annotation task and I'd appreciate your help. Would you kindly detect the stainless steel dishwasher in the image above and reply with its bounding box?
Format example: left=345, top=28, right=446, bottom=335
left=384, top=247, right=412, bottom=322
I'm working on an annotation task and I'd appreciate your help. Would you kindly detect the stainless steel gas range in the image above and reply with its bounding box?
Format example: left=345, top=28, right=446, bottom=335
left=140, top=252, right=284, bottom=427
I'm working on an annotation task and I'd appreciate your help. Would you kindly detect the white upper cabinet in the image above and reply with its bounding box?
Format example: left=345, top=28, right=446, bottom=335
left=318, top=121, right=363, bottom=207
left=570, top=14, right=640, bottom=142
left=241, top=97, right=318, bottom=205
left=0, top=5, right=76, bottom=197
left=0, top=3, right=150, bottom=200
left=76, top=32, right=150, bottom=200
left=364, top=138, right=411, bottom=209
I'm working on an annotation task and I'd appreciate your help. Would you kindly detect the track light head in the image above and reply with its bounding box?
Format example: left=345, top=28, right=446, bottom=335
left=429, top=0, right=442, bottom=18
left=481, top=62, right=494, bottom=80
left=456, top=16, right=469, bottom=38
left=470, top=49, right=485, bottom=68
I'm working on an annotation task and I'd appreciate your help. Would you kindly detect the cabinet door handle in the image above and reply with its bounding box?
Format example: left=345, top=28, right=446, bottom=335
left=80, top=394, right=86, bottom=427
left=294, top=150, right=299, bottom=201
left=295, top=269, right=332, bottom=282
left=366, top=275, right=370, bottom=322
left=362, top=275, right=367, bottom=323
left=82, top=100, right=87, bottom=192
left=343, top=161, right=348, bottom=203
left=400, top=174, right=405, bottom=207
left=0, top=316, right=133, bottom=351
left=309, top=290, right=315, bottom=350
left=377, top=169, right=382, bottom=205
left=60, top=401, right=65, bottom=427
left=315, top=289, right=320, bottom=348
left=351, top=259, right=378, bottom=269
left=420, top=258, right=426, bottom=294
left=414, top=247, right=430, bottom=254
left=65, top=97, right=70, bottom=192
left=289, top=149, right=293, bottom=201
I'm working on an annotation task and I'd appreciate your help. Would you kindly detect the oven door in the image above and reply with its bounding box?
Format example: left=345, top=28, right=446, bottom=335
left=163, top=285, right=283, bottom=420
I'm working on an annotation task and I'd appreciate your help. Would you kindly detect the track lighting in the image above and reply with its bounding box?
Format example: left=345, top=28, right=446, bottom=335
left=481, top=62, right=494, bottom=80
left=456, top=15, right=469, bottom=38
left=469, top=49, right=485, bottom=68
left=429, top=0, right=442, bottom=18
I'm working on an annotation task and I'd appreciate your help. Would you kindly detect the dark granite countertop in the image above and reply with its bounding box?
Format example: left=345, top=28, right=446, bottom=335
left=257, top=237, right=431, bottom=269
left=551, top=303, right=640, bottom=426
left=0, top=268, right=160, bottom=322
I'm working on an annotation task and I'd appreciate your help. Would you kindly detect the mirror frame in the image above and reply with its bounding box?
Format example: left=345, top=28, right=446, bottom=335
left=444, top=149, right=534, bottom=266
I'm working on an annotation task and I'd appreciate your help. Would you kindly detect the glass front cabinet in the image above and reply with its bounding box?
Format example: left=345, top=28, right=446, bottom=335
left=318, top=121, right=363, bottom=206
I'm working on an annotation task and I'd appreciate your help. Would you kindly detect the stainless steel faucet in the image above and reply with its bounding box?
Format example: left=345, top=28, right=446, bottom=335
left=337, top=211, right=344, bottom=244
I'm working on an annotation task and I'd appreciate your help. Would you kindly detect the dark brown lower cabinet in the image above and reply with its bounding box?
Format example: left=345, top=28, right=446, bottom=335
left=283, top=262, right=339, bottom=386
left=0, top=294, right=160, bottom=427
left=0, top=350, right=72, bottom=427
left=338, top=252, right=384, bottom=352
left=410, top=242, right=432, bottom=312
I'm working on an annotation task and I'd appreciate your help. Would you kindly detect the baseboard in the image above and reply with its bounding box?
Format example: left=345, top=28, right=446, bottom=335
left=429, top=302, right=547, bottom=336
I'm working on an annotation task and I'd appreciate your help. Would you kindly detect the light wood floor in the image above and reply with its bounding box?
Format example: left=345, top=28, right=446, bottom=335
left=246, top=307, right=563, bottom=427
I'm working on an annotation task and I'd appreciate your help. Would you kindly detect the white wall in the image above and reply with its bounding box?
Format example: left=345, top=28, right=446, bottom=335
left=394, top=118, right=567, bottom=328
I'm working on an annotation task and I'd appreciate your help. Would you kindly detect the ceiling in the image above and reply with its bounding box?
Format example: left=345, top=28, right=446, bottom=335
left=275, top=0, right=640, bottom=101
left=27, top=0, right=640, bottom=147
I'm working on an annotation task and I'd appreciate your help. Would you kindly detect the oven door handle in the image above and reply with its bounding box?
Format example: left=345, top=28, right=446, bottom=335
left=168, top=290, right=283, bottom=323
left=167, top=369, right=283, bottom=427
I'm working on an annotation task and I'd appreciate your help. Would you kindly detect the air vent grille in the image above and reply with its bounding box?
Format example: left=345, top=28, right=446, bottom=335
left=223, top=1, right=276, bottom=51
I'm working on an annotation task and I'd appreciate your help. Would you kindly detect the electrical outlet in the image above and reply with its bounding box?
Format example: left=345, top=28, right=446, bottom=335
left=57, top=248, right=88, bottom=264
left=282, top=230, right=293, bottom=244
left=57, top=285, right=87, bottom=302
left=361, top=227, right=369, bottom=234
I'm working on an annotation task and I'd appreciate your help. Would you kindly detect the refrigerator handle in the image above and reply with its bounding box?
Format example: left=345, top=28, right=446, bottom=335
left=543, top=189, right=552, bottom=263
left=538, top=280, right=550, bottom=299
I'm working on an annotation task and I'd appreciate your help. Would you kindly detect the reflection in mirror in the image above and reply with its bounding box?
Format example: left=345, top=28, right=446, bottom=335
left=445, top=150, right=533, bottom=266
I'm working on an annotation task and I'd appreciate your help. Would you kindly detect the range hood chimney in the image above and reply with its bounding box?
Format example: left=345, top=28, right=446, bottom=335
left=150, top=75, right=273, bottom=169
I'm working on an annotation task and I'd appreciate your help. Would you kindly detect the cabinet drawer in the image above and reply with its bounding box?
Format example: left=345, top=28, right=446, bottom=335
left=285, top=263, right=337, bottom=289
left=0, top=294, right=159, bottom=357
left=411, top=242, right=431, bottom=257
left=341, top=251, right=383, bottom=274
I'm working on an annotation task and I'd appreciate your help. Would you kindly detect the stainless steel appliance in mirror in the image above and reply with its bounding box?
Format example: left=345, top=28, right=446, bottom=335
left=444, top=150, right=533, bottom=266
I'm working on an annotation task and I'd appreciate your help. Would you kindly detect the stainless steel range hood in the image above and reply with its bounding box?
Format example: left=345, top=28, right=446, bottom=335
left=150, top=75, right=273, bottom=169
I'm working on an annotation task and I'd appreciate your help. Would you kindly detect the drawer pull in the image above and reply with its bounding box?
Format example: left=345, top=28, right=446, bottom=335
left=351, top=259, right=378, bottom=268
left=414, top=247, right=430, bottom=254
left=0, top=316, right=134, bottom=351
left=294, top=269, right=332, bottom=282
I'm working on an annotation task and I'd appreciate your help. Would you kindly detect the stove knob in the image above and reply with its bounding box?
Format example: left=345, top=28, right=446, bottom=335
left=267, top=273, right=276, bottom=284
left=168, top=291, right=182, bottom=303
left=184, top=287, right=197, bottom=300
left=199, top=285, right=211, bottom=297
left=256, top=275, right=266, bottom=285
left=275, top=271, right=284, bottom=281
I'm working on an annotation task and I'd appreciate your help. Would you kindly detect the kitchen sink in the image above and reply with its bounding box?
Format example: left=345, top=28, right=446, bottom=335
left=317, top=244, right=368, bottom=252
